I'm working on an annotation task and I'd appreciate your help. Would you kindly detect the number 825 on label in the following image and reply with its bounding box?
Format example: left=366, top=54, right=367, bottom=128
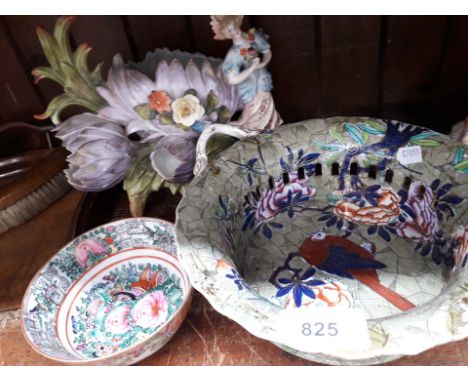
left=277, top=308, right=370, bottom=352
left=301, top=322, right=338, bottom=337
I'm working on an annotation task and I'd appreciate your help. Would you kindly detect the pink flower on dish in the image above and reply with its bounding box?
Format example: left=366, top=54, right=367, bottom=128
left=74, top=239, right=107, bottom=268
left=255, top=171, right=315, bottom=222
left=395, top=181, right=439, bottom=242
left=131, top=291, right=168, bottom=329
left=105, top=304, right=131, bottom=335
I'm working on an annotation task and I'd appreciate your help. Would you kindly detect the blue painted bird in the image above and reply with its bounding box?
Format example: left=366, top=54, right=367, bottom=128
left=299, top=232, right=415, bottom=311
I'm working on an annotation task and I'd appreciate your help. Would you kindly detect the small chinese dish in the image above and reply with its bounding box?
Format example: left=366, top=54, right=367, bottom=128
left=176, top=117, right=468, bottom=365
left=21, top=218, right=192, bottom=365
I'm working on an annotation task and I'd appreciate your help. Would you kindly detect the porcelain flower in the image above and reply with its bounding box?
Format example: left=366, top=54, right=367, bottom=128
left=148, top=90, right=172, bottom=113
left=255, top=171, right=316, bottom=222
left=171, top=94, right=205, bottom=127
left=149, top=136, right=196, bottom=182
left=131, top=291, right=168, bottom=329
left=105, top=305, right=131, bottom=335
left=74, top=239, right=107, bottom=268
left=94, top=51, right=241, bottom=184
left=97, top=52, right=240, bottom=143
left=54, top=113, right=133, bottom=192
left=396, top=181, right=439, bottom=242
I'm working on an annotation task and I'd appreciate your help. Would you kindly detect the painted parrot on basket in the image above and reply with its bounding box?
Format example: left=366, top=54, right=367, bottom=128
left=299, top=232, right=415, bottom=311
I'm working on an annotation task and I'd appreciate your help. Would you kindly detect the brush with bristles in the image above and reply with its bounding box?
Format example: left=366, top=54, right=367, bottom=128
left=0, top=147, right=71, bottom=235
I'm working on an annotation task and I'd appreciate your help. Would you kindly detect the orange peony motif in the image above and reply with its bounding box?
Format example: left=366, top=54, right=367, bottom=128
left=148, top=91, right=172, bottom=113
left=334, top=187, right=400, bottom=226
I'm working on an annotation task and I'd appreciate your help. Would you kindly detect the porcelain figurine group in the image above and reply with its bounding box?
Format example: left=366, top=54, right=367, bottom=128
left=34, top=15, right=281, bottom=215
left=193, top=16, right=282, bottom=175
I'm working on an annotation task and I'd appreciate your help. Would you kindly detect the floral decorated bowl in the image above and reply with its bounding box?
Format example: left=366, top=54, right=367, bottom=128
left=175, top=117, right=468, bottom=365
left=21, top=218, right=192, bottom=365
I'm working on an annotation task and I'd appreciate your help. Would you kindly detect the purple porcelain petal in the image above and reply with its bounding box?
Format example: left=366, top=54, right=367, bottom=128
left=167, top=59, right=189, bottom=98
left=97, top=93, right=135, bottom=125
left=154, top=61, right=172, bottom=95
left=97, top=55, right=154, bottom=125
left=149, top=136, right=196, bottom=183
left=54, top=113, right=118, bottom=138
left=110, top=55, right=153, bottom=106
left=186, top=59, right=207, bottom=101
left=126, top=119, right=161, bottom=138
left=128, top=118, right=199, bottom=143
left=54, top=114, right=133, bottom=192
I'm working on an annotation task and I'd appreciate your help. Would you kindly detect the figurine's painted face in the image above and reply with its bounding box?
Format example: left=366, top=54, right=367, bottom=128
left=223, top=23, right=241, bottom=40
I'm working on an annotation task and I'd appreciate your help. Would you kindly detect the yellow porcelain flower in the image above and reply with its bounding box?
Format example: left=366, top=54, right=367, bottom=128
left=171, top=94, right=205, bottom=127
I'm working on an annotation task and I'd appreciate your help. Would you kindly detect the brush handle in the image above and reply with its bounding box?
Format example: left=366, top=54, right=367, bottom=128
left=0, top=122, right=52, bottom=155
left=0, top=149, right=52, bottom=186
left=0, top=148, right=68, bottom=209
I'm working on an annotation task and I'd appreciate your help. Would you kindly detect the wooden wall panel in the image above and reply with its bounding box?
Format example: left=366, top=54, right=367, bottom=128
left=1, top=16, right=59, bottom=116
left=434, top=16, right=468, bottom=129
left=0, top=18, right=44, bottom=124
left=319, top=16, right=381, bottom=117
left=439, top=16, right=468, bottom=93
left=253, top=16, right=319, bottom=123
left=125, top=16, right=194, bottom=61
left=189, top=15, right=249, bottom=58
left=2, top=16, right=63, bottom=111
left=70, top=16, right=134, bottom=74
left=382, top=16, right=448, bottom=106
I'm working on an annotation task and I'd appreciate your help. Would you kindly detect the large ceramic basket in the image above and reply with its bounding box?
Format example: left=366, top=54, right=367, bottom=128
left=175, top=117, right=468, bottom=365
left=21, top=218, right=192, bottom=365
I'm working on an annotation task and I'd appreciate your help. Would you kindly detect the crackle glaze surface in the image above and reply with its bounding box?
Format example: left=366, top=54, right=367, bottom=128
left=21, top=218, right=192, bottom=365
left=175, top=117, right=468, bottom=365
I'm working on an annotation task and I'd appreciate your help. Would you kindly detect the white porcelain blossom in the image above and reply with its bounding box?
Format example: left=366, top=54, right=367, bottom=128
left=171, top=94, right=205, bottom=127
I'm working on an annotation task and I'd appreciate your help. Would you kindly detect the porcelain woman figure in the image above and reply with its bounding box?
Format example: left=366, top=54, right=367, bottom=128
left=214, top=15, right=281, bottom=132
left=193, top=16, right=282, bottom=176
